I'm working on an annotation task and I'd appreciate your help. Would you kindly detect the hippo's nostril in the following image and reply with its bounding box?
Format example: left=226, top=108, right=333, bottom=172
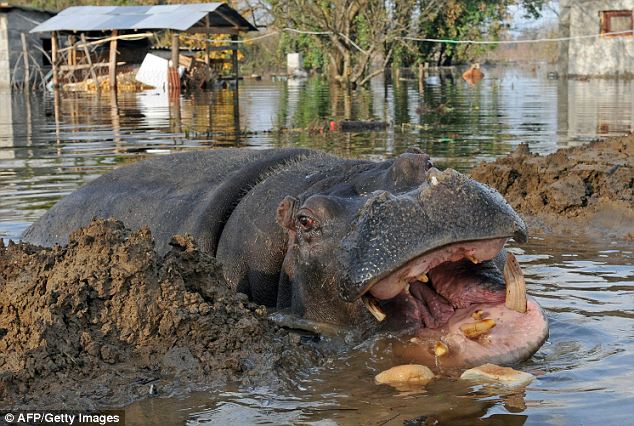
left=390, top=152, right=433, bottom=184
left=512, top=222, right=528, bottom=243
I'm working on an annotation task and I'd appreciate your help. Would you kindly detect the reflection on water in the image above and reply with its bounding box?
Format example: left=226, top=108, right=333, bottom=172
left=2, top=67, right=634, bottom=241
left=1, top=66, right=633, bottom=424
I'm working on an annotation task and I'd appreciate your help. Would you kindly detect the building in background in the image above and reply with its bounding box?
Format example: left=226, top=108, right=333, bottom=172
left=0, top=3, right=54, bottom=88
left=559, top=0, right=634, bottom=78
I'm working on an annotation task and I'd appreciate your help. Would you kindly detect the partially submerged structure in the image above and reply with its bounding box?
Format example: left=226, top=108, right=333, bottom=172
left=0, top=4, right=55, bottom=89
left=30, top=3, right=256, bottom=91
left=559, top=0, right=634, bottom=78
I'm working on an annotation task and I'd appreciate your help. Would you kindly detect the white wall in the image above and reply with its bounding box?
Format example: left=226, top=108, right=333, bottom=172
left=0, top=15, right=10, bottom=88
left=563, top=0, right=634, bottom=77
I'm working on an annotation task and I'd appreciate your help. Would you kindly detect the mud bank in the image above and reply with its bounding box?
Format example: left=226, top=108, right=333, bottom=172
left=0, top=219, right=319, bottom=410
left=471, top=135, right=634, bottom=239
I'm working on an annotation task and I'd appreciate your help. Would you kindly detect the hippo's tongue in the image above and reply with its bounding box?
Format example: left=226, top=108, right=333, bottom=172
left=366, top=238, right=507, bottom=301
left=361, top=240, right=529, bottom=331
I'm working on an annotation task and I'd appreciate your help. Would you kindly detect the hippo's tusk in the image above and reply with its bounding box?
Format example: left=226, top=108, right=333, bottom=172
left=460, top=319, right=496, bottom=339
left=465, top=254, right=480, bottom=264
left=417, top=273, right=429, bottom=283
left=434, top=341, right=448, bottom=357
left=504, top=252, right=527, bottom=313
left=363, top=295, right=386, bottom=322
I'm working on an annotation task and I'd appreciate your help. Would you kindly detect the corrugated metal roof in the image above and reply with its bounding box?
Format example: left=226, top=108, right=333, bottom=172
left=30, top=3, right=256, bottom=33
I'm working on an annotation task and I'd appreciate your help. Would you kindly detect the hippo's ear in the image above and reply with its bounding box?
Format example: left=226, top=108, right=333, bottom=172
left=276, top=196, right=298, bottom=231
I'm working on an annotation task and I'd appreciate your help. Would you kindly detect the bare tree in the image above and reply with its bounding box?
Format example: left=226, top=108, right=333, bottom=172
left=271, top=1, right=445, bottom=88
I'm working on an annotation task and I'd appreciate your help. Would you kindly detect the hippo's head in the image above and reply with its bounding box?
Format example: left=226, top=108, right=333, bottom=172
left=275, top=148, right=548, bottom=367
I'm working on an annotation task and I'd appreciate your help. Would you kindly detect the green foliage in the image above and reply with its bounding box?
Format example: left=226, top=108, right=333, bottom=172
left=415, top=0, right=545, bottom=65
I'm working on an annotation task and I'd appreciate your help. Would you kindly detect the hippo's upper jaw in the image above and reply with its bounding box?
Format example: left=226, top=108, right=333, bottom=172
left=337, top=168, right=548, bottom=366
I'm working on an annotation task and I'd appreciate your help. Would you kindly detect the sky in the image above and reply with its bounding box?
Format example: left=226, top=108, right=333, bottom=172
left=508, top=0, right=560, bottom=35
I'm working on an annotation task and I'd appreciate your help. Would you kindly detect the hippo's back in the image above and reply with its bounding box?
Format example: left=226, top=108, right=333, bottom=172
left=22, top=148, right=315, bottom=253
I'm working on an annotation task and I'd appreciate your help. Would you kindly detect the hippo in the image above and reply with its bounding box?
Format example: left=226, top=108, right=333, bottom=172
left=23, top=148, right=548, bottom=367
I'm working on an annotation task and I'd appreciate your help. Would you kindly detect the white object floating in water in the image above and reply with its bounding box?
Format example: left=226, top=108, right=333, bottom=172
left=375, top=364, right=435, bottom=386
left=136, top=53, right=185, bottom=90
left=460, top=363, right=535, bottom=388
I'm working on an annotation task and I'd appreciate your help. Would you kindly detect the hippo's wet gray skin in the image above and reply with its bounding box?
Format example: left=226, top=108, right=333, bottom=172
left=23, top=148, right=548, bottom=366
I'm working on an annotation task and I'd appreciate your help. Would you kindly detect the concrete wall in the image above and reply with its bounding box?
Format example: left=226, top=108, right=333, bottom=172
left=0, top=15, right=9, bottom=87
left=0, top=8, right=51, bottom=88
left=560, top=0, right=634, bottom=78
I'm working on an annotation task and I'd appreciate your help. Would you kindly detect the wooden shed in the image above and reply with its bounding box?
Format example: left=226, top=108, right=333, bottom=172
left=30, top=2, right=256, bottom=91
left=0, top=3, right=55, bottom=89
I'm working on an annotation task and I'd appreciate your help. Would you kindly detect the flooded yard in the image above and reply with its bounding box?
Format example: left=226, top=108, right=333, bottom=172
left=1, top=66, right=633, bottom=425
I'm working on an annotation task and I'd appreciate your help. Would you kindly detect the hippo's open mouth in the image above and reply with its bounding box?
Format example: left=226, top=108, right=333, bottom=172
left=359, top=238, right=549, bottom=366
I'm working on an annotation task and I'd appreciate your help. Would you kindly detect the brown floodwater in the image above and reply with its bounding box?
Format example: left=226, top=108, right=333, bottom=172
left=1, top=66, right=633, bottom=425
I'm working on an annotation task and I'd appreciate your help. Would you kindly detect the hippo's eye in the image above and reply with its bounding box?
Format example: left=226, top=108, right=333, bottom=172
left=298, top=215, right=316, bottom=231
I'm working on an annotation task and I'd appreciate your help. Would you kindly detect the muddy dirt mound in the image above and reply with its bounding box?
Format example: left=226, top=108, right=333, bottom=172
left=0, top=219, right=319, bottom=410
left=471, top=135, right=634, bottom=239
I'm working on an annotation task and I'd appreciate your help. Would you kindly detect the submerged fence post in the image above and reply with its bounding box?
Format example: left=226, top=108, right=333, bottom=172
left=109, top=30, right=118, bottom=91
left=20, top=33, right=30, bottom=90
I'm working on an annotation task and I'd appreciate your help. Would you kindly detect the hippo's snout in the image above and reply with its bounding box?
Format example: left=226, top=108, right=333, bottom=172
left=332, top=167, right=547, bottom=366
left=340, top=168, right=527, bottom=302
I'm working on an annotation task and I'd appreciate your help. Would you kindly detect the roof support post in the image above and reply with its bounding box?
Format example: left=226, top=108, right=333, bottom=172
left=204, top=16, right=210, bottom=66
left=51, top=31, right=59, bottom=89
left=169, top=32, right=181, bottom=94
left=109, top=30, right=118, bottom=92
left=68, top=35, right=76, bottom=66
left=171, top=33, right=180, bottom=69
left=231, top=34, right=238, bottom=83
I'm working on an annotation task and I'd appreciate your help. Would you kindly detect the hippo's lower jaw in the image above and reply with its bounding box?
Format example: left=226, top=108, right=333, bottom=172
left=360, top=238, right=549, bottom=367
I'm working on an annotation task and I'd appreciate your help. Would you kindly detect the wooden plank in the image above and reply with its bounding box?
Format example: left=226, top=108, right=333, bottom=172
left=179, top=54, right=193, bottom=70
left=58, top=32, right=154, bottom=53
left=231, top=34, right=238, bottom=83
left=204, top=16, right=210, bottom=66
left=169, top=33, right=180, bottom=94
left=68, top=35, right=76, bottom=66
left=171, top=33, right=180, bottom=68
left=205, top=45, right=238, bottom=52
left=215, top=10, right=240, bottom=28
left=59, top=62, right=124, bottom=72
left=109, top=30, right=118, bottom=91
left=51, top=31, right=59, bottom=88
left=80, top=33, right=99, bottom=91
left=186, top=27, right=241, bottom=35
left=20, top=33, right=30, bottom=89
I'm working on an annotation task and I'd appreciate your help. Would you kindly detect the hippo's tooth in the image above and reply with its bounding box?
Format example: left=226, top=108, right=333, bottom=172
left=431, top=176, right=439, bottom=186
left=405, top=283, right=411, bottom=294
left=363, top=295, right=386, bottom=322
left=471, top=309, right=483, bottom=320
left=504, top=252, right=527, bottom=313
left=460, top=319, right=496, bottom=339
left=465, top=254, right=480, bottom=264
left=434, top=341, right=448, bottom=357
left=417, top=273, right=429, bottom=283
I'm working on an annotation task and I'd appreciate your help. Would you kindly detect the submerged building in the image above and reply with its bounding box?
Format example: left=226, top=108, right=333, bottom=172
left=559, top=0, right=634, bottom=78
left=0, top=4, right=54, bottom=88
